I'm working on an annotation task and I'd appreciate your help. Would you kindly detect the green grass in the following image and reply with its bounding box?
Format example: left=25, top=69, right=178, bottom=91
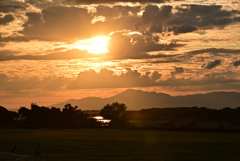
left=0, top=129, right=240, bottom=161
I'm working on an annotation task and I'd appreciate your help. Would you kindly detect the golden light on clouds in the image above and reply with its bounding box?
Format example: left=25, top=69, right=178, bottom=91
left=91, top=15, right=106, bottom=24
left=73, top=36, right=110, bottom=54
left=1, top=0, right=240, bottom=110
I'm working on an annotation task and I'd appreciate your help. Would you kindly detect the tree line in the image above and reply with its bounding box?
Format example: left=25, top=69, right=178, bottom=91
left=1, top=103, right=240, bottom=131
left=127, top=107, right=240, bottom=122
left=0, top=102, right=127, bottom=128
left=125, top=107, right=240, bottom=131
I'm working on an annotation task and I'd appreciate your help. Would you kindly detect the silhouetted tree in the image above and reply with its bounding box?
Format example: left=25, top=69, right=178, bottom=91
left=61, top=103, right=90, bottom=127
left=49, top=107, right=62, bottom=126
left=16, top=103, right=99, bottom=128
left=0, top=106, right=10, bottom=124
left=18, top=106, right=30, bottom=126
left=100, top=102, right=128, bottom=127
left=0, top=106, right=17, bottom=126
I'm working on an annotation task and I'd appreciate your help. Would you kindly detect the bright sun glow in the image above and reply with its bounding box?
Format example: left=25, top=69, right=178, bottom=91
left=73, top=36, right=110, bottom=54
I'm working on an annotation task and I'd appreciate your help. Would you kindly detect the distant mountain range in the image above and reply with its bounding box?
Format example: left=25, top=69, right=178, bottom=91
left=50, top=89, right=240, bottom=110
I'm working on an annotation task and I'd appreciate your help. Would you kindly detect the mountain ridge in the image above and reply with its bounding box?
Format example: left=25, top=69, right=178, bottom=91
left=50, top=89, right=240, bottom=110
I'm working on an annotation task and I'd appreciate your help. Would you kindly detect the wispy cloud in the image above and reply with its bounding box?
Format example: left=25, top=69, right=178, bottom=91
left=72, top=0, right=165, bottom=4
left=0, top=49, right=97, bottom=61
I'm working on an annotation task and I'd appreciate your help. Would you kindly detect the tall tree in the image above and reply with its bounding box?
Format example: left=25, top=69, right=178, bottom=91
left=100, top=102, right=128, bottom=127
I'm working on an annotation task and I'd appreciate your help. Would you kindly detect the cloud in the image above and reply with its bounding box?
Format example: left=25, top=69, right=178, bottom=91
left=0, top=14, right=14, bottom=25
left=142, top=5, right=172, bottom=24
left=157, top=70, right=239, bottom=90
left=0, top=49, right=97, bottom=61
left=182, top=48, right=240, bottom=60
left=92, top=16, right=141, bottom=36
left=95, top=5, right=120, bottom=18
left=139, top=4, right=240, bottom=35
left=204, top=59, right=221, bottom=69
left=168, top=24, right=197, bottom=35
left=186, top=48, right=240, bottom=55
left=106, top=32, right=182, bottom=59
left=67, top=67, right=240, bottom=90
left=73, top=0, right=165, bottom=4
left=95, top=5, right=141, bottom=18
left=0, top=4, right=25, bottom=13
left=0, top=67, right=239, bottom=93
left=68, top=68, right=162, bottom=89
left=20, top=6, right=93, bottom=41
left=91, top=4, right=142, bottom=33
left=20, top=5, right=141, bottom=41
left=170, top=4, right=237, bottom=27
left=147, top=60, right=180, bottom=63
left=232, top=60, right=240, bottom=67
left=18, top=3, right=240, bottom=43
left=0, top=36, right=56, bottom=42
left=0, top=74, right=69, bottom=91
left=160, top=79, right=240, bottom=92
left=0, top=34, right=181, bottom=61
left=171, top=67, right=184, bottom=77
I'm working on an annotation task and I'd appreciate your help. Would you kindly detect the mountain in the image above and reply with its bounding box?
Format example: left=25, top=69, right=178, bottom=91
left=50, top=89, right=240, bottom=110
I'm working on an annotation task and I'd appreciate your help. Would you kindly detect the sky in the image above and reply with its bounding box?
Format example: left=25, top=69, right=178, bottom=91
left=0, top=0, right=240, bottom=110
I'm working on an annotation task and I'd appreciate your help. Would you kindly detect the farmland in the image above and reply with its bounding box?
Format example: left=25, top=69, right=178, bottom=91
left=0, top=129, right=240, bottom=161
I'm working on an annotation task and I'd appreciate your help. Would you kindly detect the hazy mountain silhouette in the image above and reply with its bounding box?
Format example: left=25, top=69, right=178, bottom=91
left=50, top=89, right=240, bottom=110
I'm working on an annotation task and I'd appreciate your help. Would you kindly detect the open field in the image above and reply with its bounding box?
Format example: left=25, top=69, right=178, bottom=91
left=0, top=129, right=240, bottom=161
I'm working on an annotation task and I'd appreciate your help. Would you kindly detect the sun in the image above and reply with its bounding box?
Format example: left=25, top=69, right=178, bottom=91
left=73, top=36, right=110, bottom=54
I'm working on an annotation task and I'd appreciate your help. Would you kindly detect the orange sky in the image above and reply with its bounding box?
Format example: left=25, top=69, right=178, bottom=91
left=0, top=0, right=240, bottom=110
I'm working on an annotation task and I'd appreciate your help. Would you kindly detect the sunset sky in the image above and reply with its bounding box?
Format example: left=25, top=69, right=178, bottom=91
left=0, top=0, right=240, bottom=110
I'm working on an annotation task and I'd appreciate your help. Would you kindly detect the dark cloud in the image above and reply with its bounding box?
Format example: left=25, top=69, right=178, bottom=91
left=0, top=4, right=25, bottom=13
left=0, top=36, right=30, bottom=42
left=147, top=60, right=180, bottom=63
left=186, top=48, right=240, bottom=55
left=151, top=71, right=162, bottom=81
left=20, top=5, right=142, bottom=41
left=92, top=16, right=141, bottom=36
left=168, top=24, right=197, bottom=35
left=139, top=4, right=240, bottom=35
left=170, top=4, right=235, bottom=27
left=233, top=17, right=240, bottom=22
left=171, top=67, right=184, bottom=77
left=95, top=5, right=141, bottom=18
left=204, top=59, right=221, bottom=69
left=232, top=60, right=240, bottom=67
left=0, top=14, right=14, bottom=25
left=0, top=36, right=57, bottom=42
left=72, top=0, right=165, bottom=4
left=92, top=4, right=240, bottom=38
left=24, top=12, right=42, bottom=27
left=20, top=6, right=93, bottom=41
left=18, top=4, right=239, bottom=42
left=106, top=33, right=182, bottom=59
left=96, top=5, right=120, bottom=18
left=183, top=48, right=240, bottom=59
left=0, top=49, right=97, bottom=61
left=142, top=5, right=172, bottom=25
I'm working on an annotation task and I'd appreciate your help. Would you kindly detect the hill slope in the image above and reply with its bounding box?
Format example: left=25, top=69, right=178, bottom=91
left=50, top=89, right=240, bottom=110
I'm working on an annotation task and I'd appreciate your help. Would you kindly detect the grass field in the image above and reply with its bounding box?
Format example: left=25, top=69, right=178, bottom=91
left=0, top=128, right=240, bottom=161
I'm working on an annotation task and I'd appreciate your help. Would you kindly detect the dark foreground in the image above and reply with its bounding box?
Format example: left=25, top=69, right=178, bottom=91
left=1, top=129, right=240, bottom=161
